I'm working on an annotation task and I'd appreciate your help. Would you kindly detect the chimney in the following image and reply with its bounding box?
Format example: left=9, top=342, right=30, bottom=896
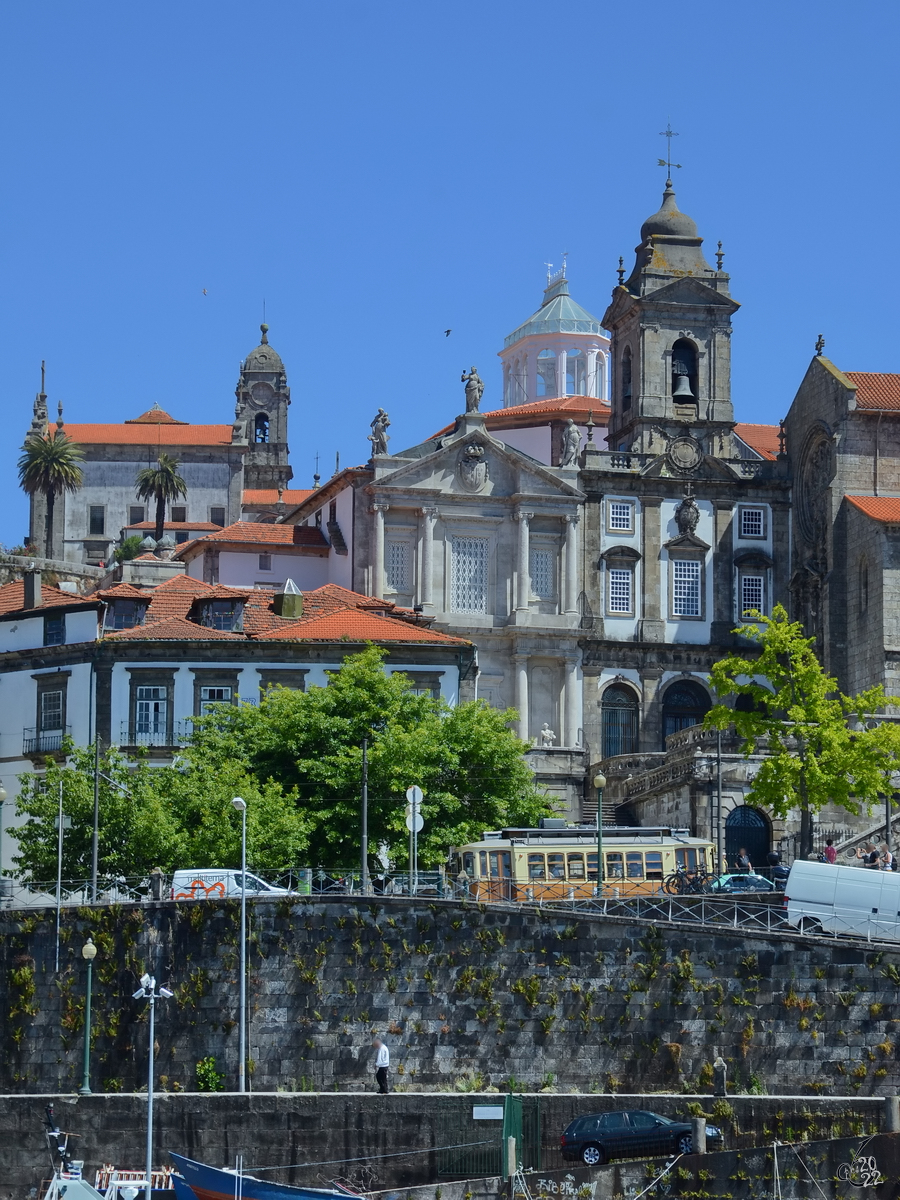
left=23, top=569, right=42, bottom=610
left=273, top=578, right=303, bottom=619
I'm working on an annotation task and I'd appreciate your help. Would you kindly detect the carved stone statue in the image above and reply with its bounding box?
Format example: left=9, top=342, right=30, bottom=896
left=461, top=366, right=484, bottom=413
left=368, top=408, right=391, bottom=456
left=540, top=723, right=556, bottom=748
left=674, top=493, right=700, bottom=535
left=560, top=419, right=582, bottom=467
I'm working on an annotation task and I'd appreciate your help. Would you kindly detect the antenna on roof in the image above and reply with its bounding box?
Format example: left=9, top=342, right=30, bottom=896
left=334, top=451, right=340, bottom=476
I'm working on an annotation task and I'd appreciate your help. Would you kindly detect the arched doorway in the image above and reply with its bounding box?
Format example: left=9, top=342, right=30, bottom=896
left=725, top=806, right=770, bottom=873
left=601, top=685, right=639, bottom=758
left=661, top=680, right=711, bottom=748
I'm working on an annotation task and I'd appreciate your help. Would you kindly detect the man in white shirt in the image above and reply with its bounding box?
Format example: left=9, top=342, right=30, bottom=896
left=373, top=1038, right=390, bottom=1094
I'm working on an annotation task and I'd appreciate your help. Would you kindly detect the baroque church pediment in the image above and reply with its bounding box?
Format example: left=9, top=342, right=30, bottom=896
left=663, top=531, right=711, bottom=552
left=644, top=275, right=740, bottom=312
left=367, top=418, right=584, bottom=502
left=638, top=453, right=740, bottom=482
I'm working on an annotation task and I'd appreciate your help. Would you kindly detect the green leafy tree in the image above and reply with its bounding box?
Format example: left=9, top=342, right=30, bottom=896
left=18, top=432, right=84, bottom=559
left=114, top=534, right=145, bottom=564
left=135, top=453, right=188, bottom=541
left=185, top=644, right=551, bottom=866
left=705, top=605, right=900, bottom=858
left=9, top=743, right=310, bottom=883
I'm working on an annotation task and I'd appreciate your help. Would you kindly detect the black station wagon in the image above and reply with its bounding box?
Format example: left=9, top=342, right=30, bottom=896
left=560, top=1109, right=723, bottom=1165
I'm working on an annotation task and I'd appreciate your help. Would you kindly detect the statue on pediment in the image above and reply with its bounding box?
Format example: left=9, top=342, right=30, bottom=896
left=461, top=366, right=484, bottom=413
left=560, top=419, right=582, bottom=467
left=368, top=408, right=391, bottom=456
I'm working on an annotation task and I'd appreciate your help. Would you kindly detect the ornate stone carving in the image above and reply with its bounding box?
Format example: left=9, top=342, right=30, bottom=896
left=560, top=419, right=582, bottom=467
left=457, top=442, right=488, bottom=492
left=674, top=492, right=700, bottom=535
left=667, top=435, right=703, bottom=473
left=539, top=723, right=556, bottom=748
left=461, top=366, right=485, bottom=413
left=368, top=409, right=391, bottom=456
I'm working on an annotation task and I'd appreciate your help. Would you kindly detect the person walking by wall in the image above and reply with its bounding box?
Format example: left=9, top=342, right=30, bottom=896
left=373, top=1038, right=390, bottom=1094
left=823, top=839, right=837, bottom=864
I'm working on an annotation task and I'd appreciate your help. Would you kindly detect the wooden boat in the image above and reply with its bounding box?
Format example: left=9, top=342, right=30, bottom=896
left=170, top=1154, right=354, bottom=1200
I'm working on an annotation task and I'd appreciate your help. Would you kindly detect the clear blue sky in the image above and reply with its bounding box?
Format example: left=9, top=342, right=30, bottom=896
left=1, top=1, right=898, bottom=546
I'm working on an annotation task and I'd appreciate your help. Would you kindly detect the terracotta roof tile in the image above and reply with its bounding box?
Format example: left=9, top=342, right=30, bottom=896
left=125, top=521, right=222, bottom=532
left=242, top=489, right=316, bottom=505
left=175, top=521, right=329, bottom=549
left=431, top=395, right=609, bottom=439
left=124, top=407, right=188, bottom=425
left=105, top=615, right=242, bottom=641
left=845, top=495, right=900, bottom=522
left=734, top=423, right=780, bottom=461
left=63, top=423, right=235, bottom=446
left=254, top=608, right=470, bottom=645
left=0, top=580, right=97, bottom=615
left=845, top=372, right=900, bottom=411
left=95, top=583, right=149, bottom=601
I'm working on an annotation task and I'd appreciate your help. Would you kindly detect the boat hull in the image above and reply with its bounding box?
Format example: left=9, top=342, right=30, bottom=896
left=170, top=1154, right=347, bottom=1200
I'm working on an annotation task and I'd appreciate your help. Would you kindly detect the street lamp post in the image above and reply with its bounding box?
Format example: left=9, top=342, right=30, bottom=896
left=131, top=973, right=173, bottom=1200
left=231, top=796, right=247, bottom=1094
left=360, top=739, right=369, bottom=896
left=0, top=784, right=7, bottom=903
left=78, top=936, right=97, bottom=1095
left=593, top=772, right=607, bottom=897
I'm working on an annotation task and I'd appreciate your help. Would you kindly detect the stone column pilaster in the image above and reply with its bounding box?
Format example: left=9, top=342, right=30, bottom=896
left=557, top=350, right=567, bottom=398
left=514, top=653, right=529, bottom=742
left=711, top=500, right=735, bottom=643
left=515, top=509, right=533, bottom=611
left=370, top=503, right=389, bottom=597
left=564, top=513, right=580, bottom=614
left=564, top=655, right=581, bottom=747
left=419, top=507, right=437, bottom=608
left=639, top=497, right=664, bottom=641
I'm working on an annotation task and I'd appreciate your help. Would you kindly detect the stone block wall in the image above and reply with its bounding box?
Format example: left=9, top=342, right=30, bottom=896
left=3, top=897, right=900, bottom=1098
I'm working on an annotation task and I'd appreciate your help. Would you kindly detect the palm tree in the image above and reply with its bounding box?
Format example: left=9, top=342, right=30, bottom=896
left=135, top=454, right=188, bottom=540
left=18, top=432, right=84, bottom=559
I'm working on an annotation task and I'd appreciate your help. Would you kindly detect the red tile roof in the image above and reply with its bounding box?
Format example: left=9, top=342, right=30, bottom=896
left=124, top=407, right=188, bottom=425
left=734, top=423, right=781, bottom=461
left=431, top=396, right=610, bottom=440
left=173, top=521, right=330, bottom=560
left=125, top=522, right=222, bottom=532
left=845, top=496, right=900, bottom=522
left=242, top=489, right=316, bottom=506
left=96, top=583, right=149, bottom=601
left=254, top=607, right=469, bottom=645
left=0, top=580, right=97, bottom=615
left=846, top=372, right=900, bottom=411
left=63, top=423, right=235, bottom=446
left=105, top=615, right=242, bottom=641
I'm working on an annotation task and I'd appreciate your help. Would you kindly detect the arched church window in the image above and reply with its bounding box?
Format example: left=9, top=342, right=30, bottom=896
left=255, top=413, right=270, bottom=444
left=565, top=350, right=585, bottom=396
left=536, top=349, right=556, bottom=398
left=621, top=347, right=632, bottom=410
left=671, top=339, right=698, bottom=404
left=601, top=685, right=639, bottom=758
left=661, top=680, right=710, bottom=748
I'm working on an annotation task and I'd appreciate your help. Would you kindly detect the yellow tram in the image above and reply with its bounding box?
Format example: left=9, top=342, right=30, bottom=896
left=448, top=825, right=716, bottom=902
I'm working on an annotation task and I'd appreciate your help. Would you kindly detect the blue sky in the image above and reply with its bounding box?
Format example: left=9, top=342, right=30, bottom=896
left=1, top=1, right=898, bottom=546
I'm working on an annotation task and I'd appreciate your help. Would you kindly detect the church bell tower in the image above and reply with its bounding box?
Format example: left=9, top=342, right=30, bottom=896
left=233, top=324, right=293, bottom=490
left=602, top=177, right=739, bottom=456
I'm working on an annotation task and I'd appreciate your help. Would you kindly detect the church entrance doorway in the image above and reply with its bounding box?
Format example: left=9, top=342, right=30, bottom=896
left=725, top=806, right=770, bottom=874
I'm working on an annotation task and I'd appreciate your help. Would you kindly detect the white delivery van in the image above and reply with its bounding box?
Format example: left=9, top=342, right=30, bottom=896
left=170, top=869, right=293, bottom=901
left=785, top=860, right=900, bottom=940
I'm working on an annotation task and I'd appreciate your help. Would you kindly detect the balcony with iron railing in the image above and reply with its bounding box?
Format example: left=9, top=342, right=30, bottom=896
left=118, top=719, right=193, bottom=749
left=23, top=727, right=71, bottom=755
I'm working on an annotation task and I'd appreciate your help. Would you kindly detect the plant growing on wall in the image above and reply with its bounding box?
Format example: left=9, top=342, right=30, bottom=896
left=706, top=605, right=900, bottom=858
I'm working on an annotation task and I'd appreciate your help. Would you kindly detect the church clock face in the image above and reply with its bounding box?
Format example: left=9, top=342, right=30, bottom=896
left=667, top=436, right=703, bottom=473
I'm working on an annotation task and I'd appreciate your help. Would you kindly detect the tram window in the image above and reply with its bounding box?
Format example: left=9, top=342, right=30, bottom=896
left=463, top=853, right=475, bottom=875
left=676, top=848, right=699, bottom=871
left=644, top=851, right=663, bottom=880
left=479, top=851, right=488, bottom=877
left=528, top=854, right=546, bottom=880
left=489, top=851, right=511, bottom=878
left=587, top=853, right=598, bottom=880
left=626, top=852, right=644, bottom=878
left=606, top=853, right=624, bottom=879
left=567, top=854, right=586, bottom=880
left=548, top=853, right=565, bottom=879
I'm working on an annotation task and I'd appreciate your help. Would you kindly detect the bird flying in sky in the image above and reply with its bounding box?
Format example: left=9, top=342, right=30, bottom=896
left=444, top=329, right=451, bottom=336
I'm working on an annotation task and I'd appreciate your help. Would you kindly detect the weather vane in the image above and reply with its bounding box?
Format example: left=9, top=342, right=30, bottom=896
left=657, top=122, right=682, bottom=184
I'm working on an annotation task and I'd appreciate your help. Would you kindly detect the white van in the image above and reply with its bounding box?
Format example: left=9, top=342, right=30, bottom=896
left=170, top=869, right=293, bottom=901
left=785, top=860, right=900, bottom=940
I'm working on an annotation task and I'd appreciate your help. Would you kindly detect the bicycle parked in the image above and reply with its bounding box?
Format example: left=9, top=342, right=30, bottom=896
left=662, top=864, right=713, bottom=895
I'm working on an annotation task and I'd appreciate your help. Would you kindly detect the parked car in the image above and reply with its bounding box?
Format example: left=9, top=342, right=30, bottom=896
left=709, top=872, right=774, bottom=894
left=170, top=869, right=293, bottom=901
left=560, top=1110, right=723, bottom=1165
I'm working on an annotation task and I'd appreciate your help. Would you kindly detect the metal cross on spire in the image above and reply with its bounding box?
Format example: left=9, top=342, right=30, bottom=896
left=657, top=122, right=682, bottom=185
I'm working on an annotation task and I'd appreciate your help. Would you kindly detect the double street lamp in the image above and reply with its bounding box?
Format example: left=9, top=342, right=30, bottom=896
left=131, top=973, right=173, bottom=1200
left=231, top=796, right=248, bottom=1094
left=78, top=936, right=97, bottom=1095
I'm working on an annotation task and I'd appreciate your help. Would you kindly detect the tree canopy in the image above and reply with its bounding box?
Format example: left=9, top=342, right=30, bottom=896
left=705, top=604, right=900, bottom=856
left=9, top=646, right=550, bottom=881
left=135, top=453, right=188, bottom=540
left=17, top=431, right=84, bottom=558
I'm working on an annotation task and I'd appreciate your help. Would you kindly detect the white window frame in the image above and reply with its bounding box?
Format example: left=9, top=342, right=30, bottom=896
left=738, top=570, right=767, bottom=621
left=607, top=500, right=634, bottom=534
left=449, top=534, right=490, bottom=614
left=738, top=505, right=767, bottom=539
left=199, top=685, right=232, bottom=715
left=135, top=686, right=168, bottom=737
left=258, top=553, right=272, bottom=571
left=670, top=557, right=704, bottom=619
left=607, top=566, right=634, bottom=616
left=386, top=539, right=412, bottom=594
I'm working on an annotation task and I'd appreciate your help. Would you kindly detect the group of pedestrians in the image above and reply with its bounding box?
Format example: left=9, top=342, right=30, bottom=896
left=855, top=842, right=895, bottom=870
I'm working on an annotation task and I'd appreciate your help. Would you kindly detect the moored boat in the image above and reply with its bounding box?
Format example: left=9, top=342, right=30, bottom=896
left=170, top=1154, right=352, bottom=1200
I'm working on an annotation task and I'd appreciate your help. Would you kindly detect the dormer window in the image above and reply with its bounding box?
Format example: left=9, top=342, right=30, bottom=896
left=200, top=600, right=244, bottom=631
left=106, top=600, right=147, bottom=630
